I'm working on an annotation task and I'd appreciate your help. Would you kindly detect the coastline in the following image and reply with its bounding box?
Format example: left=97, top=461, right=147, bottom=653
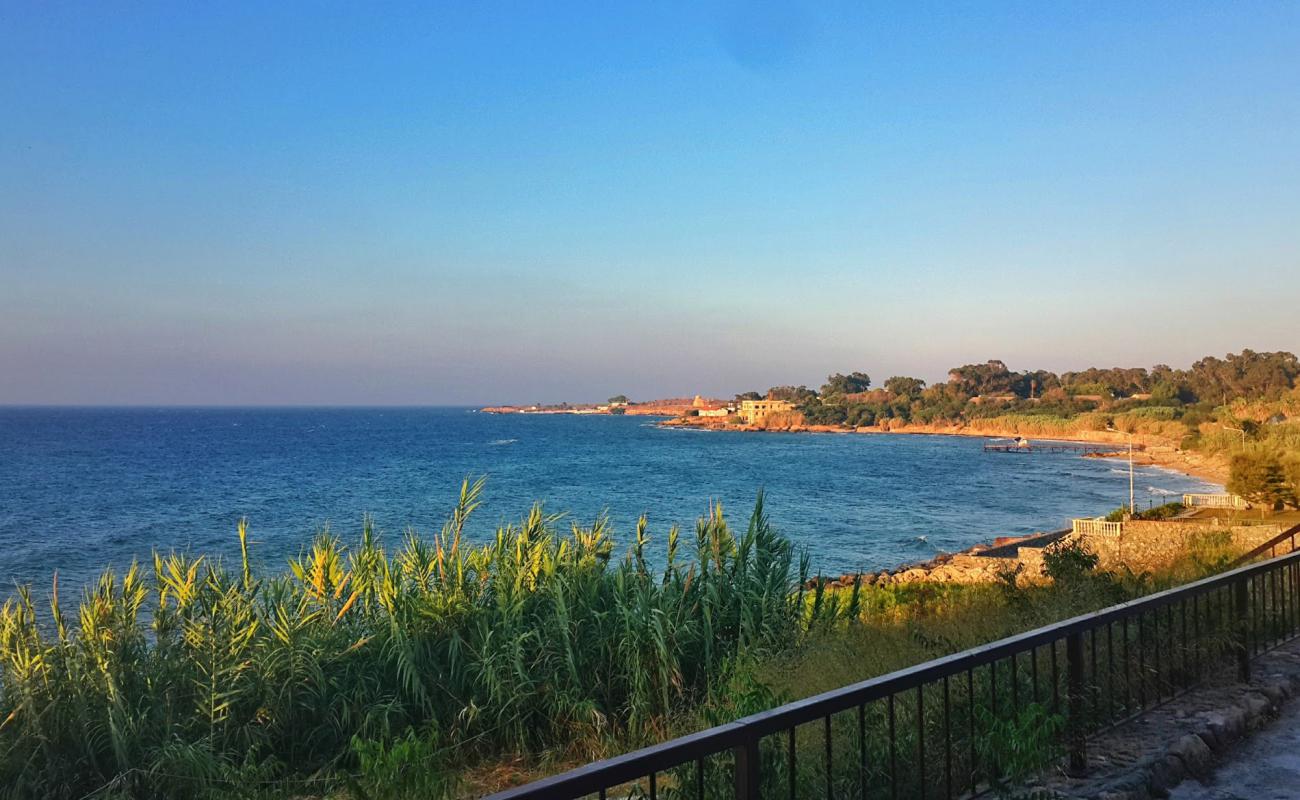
left=659, top=416, right=1228, bottom=485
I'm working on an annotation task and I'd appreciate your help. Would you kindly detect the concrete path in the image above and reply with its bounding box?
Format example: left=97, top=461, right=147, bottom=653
left=1170, top=697, right=1300, bottom=800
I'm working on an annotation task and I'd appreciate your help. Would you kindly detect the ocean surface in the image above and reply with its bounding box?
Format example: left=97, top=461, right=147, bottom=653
left=0, top=407, right=1218, bottom=591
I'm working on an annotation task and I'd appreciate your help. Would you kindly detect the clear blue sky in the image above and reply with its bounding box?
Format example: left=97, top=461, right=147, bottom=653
left=3, top=2, right=1297, bottom=405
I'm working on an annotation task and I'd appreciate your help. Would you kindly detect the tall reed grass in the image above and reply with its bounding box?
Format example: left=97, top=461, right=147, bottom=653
left=0, top=480, right=841, bottom=799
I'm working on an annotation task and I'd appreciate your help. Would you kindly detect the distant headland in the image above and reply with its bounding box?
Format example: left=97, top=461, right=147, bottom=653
left=481, top=395, right=729, bottom=417
left=482, top=350, right=1300, bottom=492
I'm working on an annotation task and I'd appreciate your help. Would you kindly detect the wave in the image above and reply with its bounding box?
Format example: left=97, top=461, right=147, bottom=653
left=489, top=438, right=517, bottom=446
left=1145, top=486, right=1178, bottom=496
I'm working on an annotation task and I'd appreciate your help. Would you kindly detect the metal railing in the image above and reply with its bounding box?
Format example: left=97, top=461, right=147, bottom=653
left=486, top=549, right=1300, bottom=800
left=1229, top=523, right=1300, bottom=568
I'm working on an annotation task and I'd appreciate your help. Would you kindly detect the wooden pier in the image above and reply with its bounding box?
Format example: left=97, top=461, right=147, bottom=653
left=983, top=440, right=1144, bottom=455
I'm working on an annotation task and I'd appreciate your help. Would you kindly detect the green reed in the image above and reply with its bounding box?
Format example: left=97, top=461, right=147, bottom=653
left=0, top=480, right=840, bottom=799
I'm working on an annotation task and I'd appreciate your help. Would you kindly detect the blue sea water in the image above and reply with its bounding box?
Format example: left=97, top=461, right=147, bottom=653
left=0, top=407, right=1218, bottom=591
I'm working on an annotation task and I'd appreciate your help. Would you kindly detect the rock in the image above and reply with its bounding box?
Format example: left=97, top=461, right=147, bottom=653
left=1205, top=707, right=1247, bottom=746
left=1168, top=733, right=1213, bottom=780
left=895, top=568, right=930, bottom=583
left=1259, top=681, right=1287, bottom=705
left=1195, top=718, right=1224, bottom=752
left=928, top=566, right=958, bottom=582
left=1241, top=691, right=1272, bottom=725
left=1146, top=753, right=1184, bottom=795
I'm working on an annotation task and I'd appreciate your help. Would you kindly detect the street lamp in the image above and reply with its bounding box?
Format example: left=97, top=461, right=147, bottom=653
left=1107, top=425, right=1135, bottom=515
left=1221, top=424, right=1248, bottom=447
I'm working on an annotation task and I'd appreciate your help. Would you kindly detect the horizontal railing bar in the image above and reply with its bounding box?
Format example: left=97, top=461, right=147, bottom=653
left=485, top=723, right=749, bottom=800
left=484, top=548, right=1300, bottom=800
left=1228, top=522, right=1300, bottom=569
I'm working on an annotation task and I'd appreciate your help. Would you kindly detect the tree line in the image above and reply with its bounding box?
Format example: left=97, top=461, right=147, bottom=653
left=727, top=350, right=1300, bottom=511
left=732, top=350, right=1299, bottom=429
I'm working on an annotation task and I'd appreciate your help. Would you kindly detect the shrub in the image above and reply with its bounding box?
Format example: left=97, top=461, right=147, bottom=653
left=1187, top=530, right=1237, bottom=576
left=350, top=729, right=455, bottom=800
left=976, top=703, right=1065, bottom=799
left=1041, top=538, right=1100, bottom=584
left=1134, top=502, right=1185, bottom=520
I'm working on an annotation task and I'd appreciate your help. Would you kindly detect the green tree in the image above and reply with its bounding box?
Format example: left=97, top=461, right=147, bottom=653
left=883, top=376, right=926, bottom=399
left=948, top=360, right=1022, bottom=397
left=607, top=395, right=630, bottom=405
left=1285, top=454, right=1300, bottom=501
left=768, top=385, right=818, bottom=404
left=819, top=372, right=872, bottom=397
left=1227, top=449, right=1298, bottom=510
left=1148, top=380, right=1182, bottom=405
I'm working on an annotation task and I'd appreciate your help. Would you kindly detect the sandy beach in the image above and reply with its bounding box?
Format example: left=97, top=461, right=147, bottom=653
left=660, top=416, right=1228, bottom=486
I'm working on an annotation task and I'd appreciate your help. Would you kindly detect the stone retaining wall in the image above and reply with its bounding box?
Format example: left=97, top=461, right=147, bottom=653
left=1078, top=521, right=1285, bottom=572
left=845, top=519, right=1290, bottom=588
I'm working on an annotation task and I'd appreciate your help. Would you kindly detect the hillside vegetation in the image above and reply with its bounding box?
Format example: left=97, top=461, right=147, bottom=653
left=752, top=350, right=1300, bottom=507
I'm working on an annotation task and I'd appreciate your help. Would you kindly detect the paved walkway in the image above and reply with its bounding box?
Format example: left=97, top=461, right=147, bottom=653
left=1170, top=697, right=1300, bottom=800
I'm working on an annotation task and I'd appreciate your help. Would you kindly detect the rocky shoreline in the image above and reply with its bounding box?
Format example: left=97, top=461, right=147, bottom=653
left=806, top=528, right=1071, bottom=589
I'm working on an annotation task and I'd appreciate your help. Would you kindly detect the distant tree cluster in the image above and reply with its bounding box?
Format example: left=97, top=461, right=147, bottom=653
left=756, top=350, right=1300, bottom=432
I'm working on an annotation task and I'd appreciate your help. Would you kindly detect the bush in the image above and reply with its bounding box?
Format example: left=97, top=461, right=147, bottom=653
left=350, top=729, right=455, bottom=800
left=1041, top=538, right=1100, bottom=584
left=976, top=703, right=1065, bottom=799
left=1187, top=530, right=1237, bottom=576
left=1134, top=502, right=1185, bottom=520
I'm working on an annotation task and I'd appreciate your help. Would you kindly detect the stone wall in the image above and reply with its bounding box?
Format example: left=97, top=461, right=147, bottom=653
left=1075, top=520, right=1285, bottom=572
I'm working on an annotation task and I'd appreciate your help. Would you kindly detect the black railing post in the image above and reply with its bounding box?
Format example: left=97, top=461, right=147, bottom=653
left=1066, top=632, right=1087, bottom=776
left=734, top=731, right=761, bottom=800
left=1235, top=575, right=1251, bottom=682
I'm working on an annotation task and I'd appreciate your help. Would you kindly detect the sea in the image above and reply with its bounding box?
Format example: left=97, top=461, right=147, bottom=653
left=0, top=407, right=1219, bottom=591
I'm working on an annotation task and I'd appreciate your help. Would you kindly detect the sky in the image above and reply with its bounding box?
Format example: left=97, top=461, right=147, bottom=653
left=2, top=2, right=1298, bottom=405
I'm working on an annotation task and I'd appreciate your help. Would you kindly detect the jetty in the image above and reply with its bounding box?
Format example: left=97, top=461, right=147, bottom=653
left=983, top=440, right=1144, bottom=455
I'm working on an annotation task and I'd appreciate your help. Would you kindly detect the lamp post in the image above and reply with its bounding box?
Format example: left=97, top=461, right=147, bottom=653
left=1222, top=425, right=1247, bottom=448
left=1108, top=425, right=1135, bottom=515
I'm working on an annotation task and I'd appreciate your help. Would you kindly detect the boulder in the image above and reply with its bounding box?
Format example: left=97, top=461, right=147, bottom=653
left=1241, top=691, right=1272, bottom=726
left=1146, top=753, right=1183, bottom=795
left=1167, top=733, right=1213, bottom=780
left=1258, top=681, right=1287, bottom=706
